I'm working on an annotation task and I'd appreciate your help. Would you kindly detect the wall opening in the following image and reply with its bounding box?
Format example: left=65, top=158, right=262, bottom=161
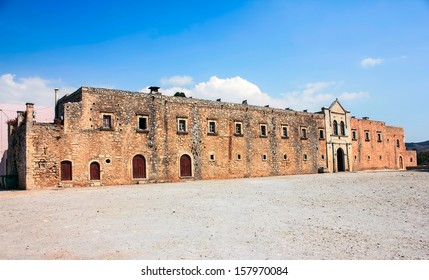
left=180, top=154, right=192, bottom=177
left=337, top=148, right=345, bottom=172
left=132, top=155, right=146, bottom=179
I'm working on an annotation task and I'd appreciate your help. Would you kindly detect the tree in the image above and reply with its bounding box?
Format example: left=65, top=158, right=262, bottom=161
left=417, top=151, right=429, bottom=166
left=174, top=92, right=186, bottom=97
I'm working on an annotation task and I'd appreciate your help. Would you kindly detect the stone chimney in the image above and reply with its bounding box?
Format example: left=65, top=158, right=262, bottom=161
left=54, top=88, right=59, bottom=119
left=25, top=103, right=34, bottom=127
left=16, top=111, right=25, bottom=126
left=149, top=86, right=160, bottom=94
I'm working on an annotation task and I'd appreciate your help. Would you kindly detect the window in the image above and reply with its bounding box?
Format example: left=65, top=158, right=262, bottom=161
left=137, top=115, right=148, bottom=131
left=377, top=132, right=382, bottom=142
left=340, top=121, right=345, bottom=136
left=410, top=158, right=413, bottom=163
left=281, top=125, right=288, bottom=138
left=333, top=120, right=338, bottom=135
left=237, top=154, right=241, bottom=160
left=365, top=131, right=370, bottom=141
left=235, top=122, right=243, bottom=135
left=301, top=127, right=307, bottom=139
left=102, top=114, right=112, bottom=129
left=208, top=121, right=216, bottom=135
left=368, top=155, right=371, bottom=160
left=319, top=129, right=325, bottom=139
left=380, top=155, right=382, bottom=160
left=209, top=154, right=215, bottom=161
left=61, top=161, right=72, bottom=181
left=177, top=118, right=187, bottom=133
left=352, top=130, right=357, bottom=140
left=396, top=139, right=400, bottom=148
left=303, top=154, right=308, bottom=161
left=262, top=154, right=267, bottom=161
left=260, top=124, right=267, bottom=137
left=283, top=154, right=288, bottom=161
left=321, top=154, right=325, bottom=160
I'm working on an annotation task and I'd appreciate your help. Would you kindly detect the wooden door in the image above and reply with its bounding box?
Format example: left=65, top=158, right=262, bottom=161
left=133, top=155, right=146, bottom=179
left=90, top=162, right=100, bottom=180
left=61, top=161, right=72, bottom=181
left=180, top=154, right=192, bottom=177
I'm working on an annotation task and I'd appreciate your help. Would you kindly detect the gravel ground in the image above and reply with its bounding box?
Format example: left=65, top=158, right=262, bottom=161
left=0, top=170, right=428, bottom=260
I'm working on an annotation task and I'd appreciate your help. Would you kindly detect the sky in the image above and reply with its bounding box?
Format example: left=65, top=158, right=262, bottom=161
left=1, top=0, right=429, bottom=149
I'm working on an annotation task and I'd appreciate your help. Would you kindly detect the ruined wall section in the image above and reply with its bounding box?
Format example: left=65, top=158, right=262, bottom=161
left=6, top=120, right=26, bottom=189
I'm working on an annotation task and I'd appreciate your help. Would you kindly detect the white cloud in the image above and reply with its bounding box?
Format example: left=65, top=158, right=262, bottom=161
left=160, top=75, right=194, bottom=86
left=159, top=76, right=367, bottom=112
left=0, top=73, right=76, bottom=106
left=360, top=58, right=384, bottom=68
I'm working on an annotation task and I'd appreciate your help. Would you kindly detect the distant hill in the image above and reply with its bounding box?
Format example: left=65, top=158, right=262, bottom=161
left=406, top=140, right=429, bottom=153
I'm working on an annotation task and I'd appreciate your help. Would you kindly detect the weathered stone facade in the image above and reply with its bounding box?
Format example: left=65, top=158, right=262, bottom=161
left=6, top=87, right=416, bottom=189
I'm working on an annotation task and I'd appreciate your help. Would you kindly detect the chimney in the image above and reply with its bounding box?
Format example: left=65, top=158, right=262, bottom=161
left=16, top=111, right=25, bottom=126
left=242, top=100, right=247, bottom=105
left=149, top=86, right=160, bottom=94
left=25, top=103, right=34, bottom=127
left=54, top=88, right=59, bottom=119
left=363, top=117, right=369, bottom=120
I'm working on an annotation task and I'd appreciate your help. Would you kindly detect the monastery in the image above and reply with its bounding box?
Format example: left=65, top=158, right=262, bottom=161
left=6, top=86, right=417, bottom=189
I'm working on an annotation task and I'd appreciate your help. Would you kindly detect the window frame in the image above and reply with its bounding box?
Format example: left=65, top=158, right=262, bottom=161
left=136, top=115, right=149, bottom=132
left=319, top=129, right=325, bottom=140
left=177, top=117, right=188, bottom=134
left=234, top=121, right=243, bottom=136
left=300, top=126, right=308, bottom=139
left=281, top=124, right=289, bottom=138
left=365, top=130, right=371, bottom=141
left=101, top=113, right=114, bottom=131
left=260, top=123, right=268, bottom=137
left=207, top=120, right=217, bottom=135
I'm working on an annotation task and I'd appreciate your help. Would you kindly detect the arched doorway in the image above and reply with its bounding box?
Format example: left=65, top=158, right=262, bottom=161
left=61, top=161, right=72, bottom=181
left=90, top=162, right=100, bottom=180
left=399, top=156, right=404, bottom=169
left=337, top=148, right=345, bottom=172
left=132, top=155, right=146, bottom=179
left=180, top=154, right=192, bottom=177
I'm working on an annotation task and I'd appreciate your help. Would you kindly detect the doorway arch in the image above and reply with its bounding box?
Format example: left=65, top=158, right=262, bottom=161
left=132, top=155, right=146, bottom=179
left=180, top=154, right=192, bottom=177
left=90, top=161, right=100, bottom=180
left=337, top=148, right=345, bottom=172
left=399, top=156, right=404, bottom=169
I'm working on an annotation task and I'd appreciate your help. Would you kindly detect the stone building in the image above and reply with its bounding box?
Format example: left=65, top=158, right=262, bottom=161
left=6, top=87, right=417, bottom=189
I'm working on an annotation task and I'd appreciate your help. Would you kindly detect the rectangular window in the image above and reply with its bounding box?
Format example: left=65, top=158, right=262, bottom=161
left=352, top=130, right=357, bottom=140
left=177, top=118, right=188, bottom=133
left=377, top=132, right=382, bottom=142
left=319, top=129, right=325, bottom=139
left=260, top=124, right=267, bottom=137
left=365, top=130, right=370, bottom=141
left=137, top=115, right=148, bottom=131
left=281, top=125, right=288, bottom=138
left=208, top=120, right=216, bottom=135
left=301, top=127, right=308, bottom=139
left=102, top=114, right=112, bottom=129
left=235, top=122, right=243, bottom=135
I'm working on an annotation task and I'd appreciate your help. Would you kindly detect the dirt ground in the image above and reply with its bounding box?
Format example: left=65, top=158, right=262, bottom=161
left=0, top=170, right=428, bottom=260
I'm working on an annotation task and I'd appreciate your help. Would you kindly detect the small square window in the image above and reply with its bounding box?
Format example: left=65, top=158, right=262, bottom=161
left=281, top=125, right=289, bottom=138
left=237, top=154, right=241, bottom=160
left=262, top=154, right=267, bottom=161
left=208, top=120, right=216, bottom=134
left=102, top=114, right=112, bottom=129
left=260, top=124, right=267, bottom=137
left=137, top=116, right=148, bottom=131
left=209, top=154, right=215, bottom=161
left=319, top=129, right=325, bottom=140
left=303, top=154, right=308, bottom=161
left=283, top=154, right=288, bottom=161
left=352, top=130, right=357, bottom=140
left=177, top=118, right=187, bottom=133
left=235, top=122, right=243, bottom=135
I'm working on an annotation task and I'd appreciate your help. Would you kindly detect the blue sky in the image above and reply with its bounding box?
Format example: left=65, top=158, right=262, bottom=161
left=0, top=0, right=428, bottom=142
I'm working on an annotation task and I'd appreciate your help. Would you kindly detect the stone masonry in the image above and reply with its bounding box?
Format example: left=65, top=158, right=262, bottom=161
left=6, top=87, right=417, bottom=189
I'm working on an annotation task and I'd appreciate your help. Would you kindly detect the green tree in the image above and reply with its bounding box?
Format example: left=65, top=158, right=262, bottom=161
left=174, top=92, right=186, bottom=97
left=417, top=151, right=429, bottom=165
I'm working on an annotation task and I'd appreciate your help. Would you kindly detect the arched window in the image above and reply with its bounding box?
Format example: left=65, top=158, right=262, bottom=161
left=180, top=154, right=192, bottom=177
left=90, top=162, right=100, bottom=180
left=333, top=120, right=338, bottom=135
left=340, top=121, right=345, bottom=136
left=61, top=161, right=72, bottom=181
left=132, top=155, right=146, bottom=179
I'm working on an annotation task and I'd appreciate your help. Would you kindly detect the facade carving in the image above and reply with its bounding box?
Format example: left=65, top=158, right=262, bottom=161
left=6, top=87, right=417, bottom=189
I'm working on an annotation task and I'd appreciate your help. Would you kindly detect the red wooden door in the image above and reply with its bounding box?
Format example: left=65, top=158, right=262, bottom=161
left=90, top=162, right=100, bottom=180
left=133, top=155, right=146, bottom=179
left=61, top=161, right=72, bottom=181
left=180, top=154, right=192, bottom=177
